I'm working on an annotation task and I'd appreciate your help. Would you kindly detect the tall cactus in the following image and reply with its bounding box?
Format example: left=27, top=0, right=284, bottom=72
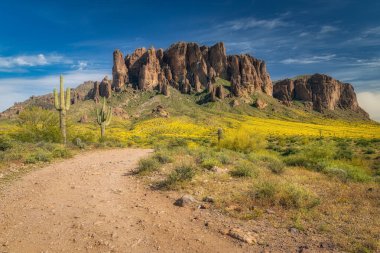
left=53, top=75, right=70, bottom=145
left=217, top=128, right=223, bottom=144
left=96, top=98, right=112, bottom=138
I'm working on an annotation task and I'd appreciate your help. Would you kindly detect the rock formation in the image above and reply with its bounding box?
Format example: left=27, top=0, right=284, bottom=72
left=112, top=50, right=128, bottom=91
left=99, top=76, right=112, bottom=98
left=111, top=41, right=273, bottom=97
left=273, top=74, right=367, bottom=115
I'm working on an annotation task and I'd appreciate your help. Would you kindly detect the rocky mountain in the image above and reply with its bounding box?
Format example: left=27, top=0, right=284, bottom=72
left=0, top=42, right=370, bottom=120
left=273, top=74, right=368, bottom=117
left=110, top=42, right=272, bottom=99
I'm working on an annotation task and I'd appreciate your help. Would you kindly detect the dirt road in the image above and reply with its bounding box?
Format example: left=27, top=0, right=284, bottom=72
left=0, top=149, right=253, bottom=253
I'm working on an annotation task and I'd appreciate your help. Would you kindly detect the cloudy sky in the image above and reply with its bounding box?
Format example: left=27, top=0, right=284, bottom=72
left=0, top=0, right=379, bottom=120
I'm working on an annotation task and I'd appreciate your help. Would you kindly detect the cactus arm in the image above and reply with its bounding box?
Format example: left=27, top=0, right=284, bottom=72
left=105, top=106, right=112, bottom=126
left=53, top=88, right=60, bottom=110
left=65, top=88, right=71, bottom=110
left=60, top=75, right=65, bottom=110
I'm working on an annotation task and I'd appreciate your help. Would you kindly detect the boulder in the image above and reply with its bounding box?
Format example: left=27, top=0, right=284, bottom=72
left=174, top=195, right=196, bottom=207
left=227, top=228, right=257, bottom=244
left=254, top=98, right=268, bottom=109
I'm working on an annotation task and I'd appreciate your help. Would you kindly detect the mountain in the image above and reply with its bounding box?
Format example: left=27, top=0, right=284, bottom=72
left=273, top=74, right=368, bottom=116
left=0, top=41, right=370, bottom=121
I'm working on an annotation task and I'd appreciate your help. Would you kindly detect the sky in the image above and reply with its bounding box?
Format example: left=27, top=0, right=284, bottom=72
left=0, top=0, right=379, bottom=120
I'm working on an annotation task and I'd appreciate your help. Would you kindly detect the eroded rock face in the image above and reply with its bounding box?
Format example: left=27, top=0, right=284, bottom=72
left=99, top=76, right=112, bottom=98
left=228, top=54, right=272, bottom=96
left=112, top=50, right=128, bottom=91
left=273, top=74, right=366, bottom=115
left=112, top=41, right=273, bottom=97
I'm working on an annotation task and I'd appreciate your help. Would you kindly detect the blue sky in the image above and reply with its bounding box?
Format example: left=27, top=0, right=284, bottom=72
left=0, top=0, right=379, bottom=120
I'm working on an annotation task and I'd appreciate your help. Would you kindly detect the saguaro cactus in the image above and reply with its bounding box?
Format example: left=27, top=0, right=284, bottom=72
left=53, top=75, right=70, bottom=145
left=217, top=128, right=223, bottom=144
left=97, top=98, right=112, bottom=138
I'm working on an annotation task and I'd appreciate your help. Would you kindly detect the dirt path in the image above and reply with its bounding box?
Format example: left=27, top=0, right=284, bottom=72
left=0, top=149, right=254, bottom=253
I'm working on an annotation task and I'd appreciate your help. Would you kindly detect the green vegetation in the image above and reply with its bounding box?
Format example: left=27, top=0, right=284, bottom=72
left=53, top=75, right=71, bottom=145
left=136, top=157, right=160, bottom=174
left=96, top=98, right=112, bottom=138
left=1, top=84, right=380, bottom=253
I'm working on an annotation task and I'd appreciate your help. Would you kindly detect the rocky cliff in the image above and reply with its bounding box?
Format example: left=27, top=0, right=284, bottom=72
left=112, top=42, right=272, bottom=97
left=273, top=74, right=368, bottom=116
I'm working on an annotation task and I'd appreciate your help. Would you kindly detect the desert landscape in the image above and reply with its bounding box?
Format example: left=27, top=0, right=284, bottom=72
left=1, top=1, right=379, bottom=253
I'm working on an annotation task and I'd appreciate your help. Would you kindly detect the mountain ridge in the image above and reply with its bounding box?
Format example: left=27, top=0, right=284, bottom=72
left=0, top=41, right=370, bottom=121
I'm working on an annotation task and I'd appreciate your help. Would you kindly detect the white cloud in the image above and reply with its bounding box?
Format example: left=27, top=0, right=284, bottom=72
left=0, top=54, right=71, bottom=69
left=357, top=92, right=380, bottom=122
left=0, top=69, right=110, bottom=112
left=363, top=26, right=380, bottom=36
left=320, top=25, right=338, bottom=34
left=217, top=17, right=288, bottom=32
left=72, top=61, right=88, bottom=71
left=280, top=54, right=336, bottom=64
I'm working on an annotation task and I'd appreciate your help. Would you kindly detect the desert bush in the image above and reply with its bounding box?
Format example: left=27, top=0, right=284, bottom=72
left=278, top=183, right=320, bottom=209
left=73, top=138, right=86, bottom=149
left=230, top=161, right=258, bottom=178
left=136, top=157, right=160, bottom=174
left=252, top=181, right=319, bottom=209
left=220, top=128, right=267, bottom=153
left=159, top=164, right=196, bottom=189
left=52, top=146, right=72, bottom=158
left=335, top=141, right=353, bottom=160
left=284, top=140, right=336, bottom=171
left=0, top=135, right=13, bottom=151
left=15, top=107, right=61, bottom=143
left=154, top=150, right=173, bottom=164
left=216, top=151, right=234, bottom=165
left=323, top=162, right=371, bottom=182
left=201, top=157, right=220, bottom=170
left=248, top=153, right=286, bottom=174
left=255, top=181, right=277, bottom=201
left=25, top=149, right=52, bottom=164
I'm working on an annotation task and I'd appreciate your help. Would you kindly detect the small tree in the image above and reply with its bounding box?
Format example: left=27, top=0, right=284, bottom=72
left=96, top=98, right=112, bottom=138
left=53, top=75, right=70, bottom=145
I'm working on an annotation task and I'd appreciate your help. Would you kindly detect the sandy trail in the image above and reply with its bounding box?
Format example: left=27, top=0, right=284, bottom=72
left=0, top=149, right=251, bottom=253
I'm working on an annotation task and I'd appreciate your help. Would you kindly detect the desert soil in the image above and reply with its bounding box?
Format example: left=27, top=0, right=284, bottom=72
left=0, top=149, right=251, bottom=253
left=0, top=149, right=333, bottom=253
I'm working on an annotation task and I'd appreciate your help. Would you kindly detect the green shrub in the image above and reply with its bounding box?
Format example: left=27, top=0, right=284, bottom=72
left=364, top=149, right=375, bottom=155
left=216, top=151, right=233, bottom=165
left=220, top=128, right=267, bottom=153
left=255, top=181, right=277, bottom=200
left=283, top=140, right=336, bottom=172
left=201, top=157, right=220, bottom=170
left=248, top=153, right=286, bottom=174
left=160, top=164, right=196, bottom=189
left=73, top=138, right=86, bottom=149
left=25, top=149, right=52, bottom=164
left=230, top=162, right=258, bottom=178
left=252, top=181, right=320, bottom=209
left=15, top=107, right=61, bottom=143
left=278, top=183, right=320, bottom=209
left=136, top=157, right=160, bottom=174
left=267, top=158, right=286, bottom=174
left=0, top=136, right=13, bottom=151
left=323, top=163, right=371, bottom=182
left=52, top=146, right=72, bottom=158
left=154, top=151, right=173, bottom=164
